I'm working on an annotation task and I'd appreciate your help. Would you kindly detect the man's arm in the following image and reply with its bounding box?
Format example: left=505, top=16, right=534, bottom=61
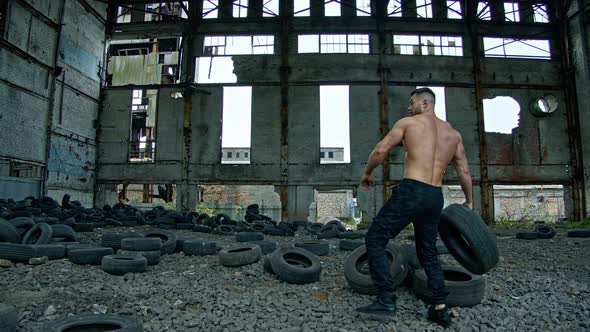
left=450, top=134, right=473, bottom=208
left=361, top=118, right=409, bottom=188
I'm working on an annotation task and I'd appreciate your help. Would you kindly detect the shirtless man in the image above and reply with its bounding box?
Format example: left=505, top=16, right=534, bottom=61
left=356, top=88, right=473, bottom=328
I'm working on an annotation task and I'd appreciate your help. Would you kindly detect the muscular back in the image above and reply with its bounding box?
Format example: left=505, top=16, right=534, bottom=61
left=402, top=114, right=461, bottom=187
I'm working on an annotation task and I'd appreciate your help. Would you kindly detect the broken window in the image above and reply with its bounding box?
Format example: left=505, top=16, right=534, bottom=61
left=195, top=57, right=237, bottom=83
left=388, top=0, right=402, bottom=17
left=203, top=0, right=219, bottom=19
left=533, top=4, right=549, bottom=23
left=483, top=38, right=551, bottom=59
left=393, top=35, right=463, bottom=56
left=447, top=1, right=462, bottom=19
left=492, top=185, right=565, bottom=223
left=417, top=0, right=433, bottom=18
left=203, top=35, right=275, bottom=55
left=504, top=2, right=520, bottom=22
left=116, top=6, right=132, bottom=23
left=298, top=34, right=369, bottom=54
left=107, top=38, right=181, bottom=86
left=320, top=86, right=351, bottom=164
left=416, top=86, right=446, bottom=121
left=234, top=0, right=248, bottom=17
left=356, top=0, right=371, bottom=16
left=483, top=96, right=520, bottom=133
left=144, top=2, right=189, bottom=21
left=477, top=2, right=491, bottom=20
left=263, top=0, right=279, bottom=17
left=294, top=0, right=310, bottom=16
left=129, top=89, right=157, bottom=163
left=117, top=184, right=175, bottom=206
left=222, top=87, right=251, bottom=164
left=325, top=0, right=341, bottom=16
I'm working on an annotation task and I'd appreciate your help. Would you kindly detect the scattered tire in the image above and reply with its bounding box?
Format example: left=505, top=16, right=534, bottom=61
left=142, top=230, right=177, bottom=255
left=7, top=217, right=34, bottom=231
left=0, top=303, right=17, bottom=332
left=294, top=240, right=330, bottom=256
left=21, top=222, right=53, bottom=245
left=278, top=222, right=295, bottom=236
left=0, top=243, right=37, bottom=262
left=339, top=239, right=364, bottom=251
left=270, top=247, right=322, bottom=284
left=219, top=244, right=262, bottom=267
left=343, top=243, right=405, bottom=294
left=236, top=232, right=264, bottom=242
left=193, top=225, right=213, bottom=233
left=69, top=247, right=114, bottom=265
left=32, top=244, right=65, bottom=260
left=72, top=223, right=94, bottom=233
left=247, top=240, right=277, bottom=255
left=121, top=237, right=162, bottom=251
left=326, top=219, right=346, bottom=232
left=50, top=225, right=77, bottom=242
left=438, top=204, right=499, bottom=275
left=183, top=240, right=217, bottom=256
left=0, top=220, right=22, bottom=244
left=214, top=225, right=235, bottom=236
left=306, top=223, right=323, bottom=234
left=413, top=266, right=486, bottom=307
left=316, top=224, right=340, bottom=239
left=118, top=250, right=161, bottom=266
left=63, top=243, right=93, bottom=255
left=400, top=243, right=420, bottom=269
left=43, top=314, right=143, bottom=332
left=101, top=232, right=143, bottom=250
left=338, top=231, right=365, bottom=240
left=567, top=229, right=590, bottom=238
left=101, top=254, right=147, bottom=275
left=535, top=225, right=556, bottom=239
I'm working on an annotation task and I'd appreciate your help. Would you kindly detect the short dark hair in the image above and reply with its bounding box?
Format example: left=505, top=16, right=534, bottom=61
left=410, top=87, right=436, bottom=104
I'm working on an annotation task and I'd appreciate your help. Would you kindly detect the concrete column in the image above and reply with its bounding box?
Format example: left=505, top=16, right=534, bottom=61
left=341, top=0, right=356, bottom=17
left=490, top=0, right=505, bottom=22
left=401, top=0, right=417, bottom=18
left=176, top=183, right=197, bottom=212
left=357, top=184, right=383, bottom=222
left=94, top=184, right=119, bottom=208
left=310, top=0, right=325, bottom=17
left=519, top=2, right=534, bottom=23
left=432, top=0, right=448, bottom=19
left=248, top=0, right=263, bottom=17
left=218, top=0, right=233, bottom=18
left=288, top=185, right=314, bottom=221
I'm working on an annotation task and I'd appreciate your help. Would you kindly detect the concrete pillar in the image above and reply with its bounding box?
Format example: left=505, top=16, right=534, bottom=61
left=248, top=0, right=263, bottom=17
left=341, top=0, right=356, bottom=17
left=218, top=0, right=233, bottom=18
left=357, top=184, right=384, bottom=222
left=490, top=0, right=505, bottom=22
left=176, top=183, right=197, bottom=212
left=310, top=0, right=325, bottom=17
left=94, top=184, right=119, bottom=208
left=401, top=0, right=417, bottom=17
left=519, top=2, right=534, bottom=23
left=288, top=185, right=314, bottom=221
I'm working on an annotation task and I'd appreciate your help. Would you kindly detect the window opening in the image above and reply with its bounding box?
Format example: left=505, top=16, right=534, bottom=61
left=129, top=89, right=158, bottom=162
left=195, top=57, right=237, bottom=83
left=203, top=35, right=275, bottom=55
left=477, top=2, right=491, bottom=20
left=447, top=0, right=462, bottom=19
left=483, top=96, right=520, bottom=133
left=298, top=34, right=369, bottom=54
left=533, top=4, right=549, bottom=23
left=144, top=2, right=189, bottom=21
left=483, top=38, right=550, bottom=59
left=263, top=0, right=279, bottom=17
left=203, top=0, right=219, bottom=18
left=116, top=6, right=132, bottom=23
left=294, top=0, right=310, bottom=16
left=393, top=35, right=463, bottom=56
left=416, top=0, right=433, bottom=18
left=388, top=0, right=402, bottom=17
left=222, top=87, right=252, bottom=164
left=492, top=185, right=565, bottom=223
left=325, top=0, right=341, bottom=16
left=416, top=86, right=446, bottom=121
left=356, top=0, right=371, bottom=16
left=504, top=2, right=520, bottom=22
left=234, top=0, right=248, bottom=17
left=320, top=86, right=350, bottom=164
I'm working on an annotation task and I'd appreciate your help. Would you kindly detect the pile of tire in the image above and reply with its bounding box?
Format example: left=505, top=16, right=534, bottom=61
left=264, top=247, right=322, bottom=284
left=0, top=218, right=83, bottom=262
left=515, top=223, right=557, bottom=240
left=314, top=219, right=349, bottom=240
left=118, top=237, right=162, bottom=266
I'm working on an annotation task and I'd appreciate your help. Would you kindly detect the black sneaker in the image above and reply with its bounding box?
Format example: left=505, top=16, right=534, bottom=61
left=427, top=306, right=451, bottom=328
left=356, top=295, right=397, bottom=315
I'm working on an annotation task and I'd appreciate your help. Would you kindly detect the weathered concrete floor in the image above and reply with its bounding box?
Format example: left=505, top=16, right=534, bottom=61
left=1, top=227, right=589, bottom=331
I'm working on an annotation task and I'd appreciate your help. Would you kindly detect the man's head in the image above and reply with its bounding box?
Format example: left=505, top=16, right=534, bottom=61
left=408, top=87, right=436, bottom=116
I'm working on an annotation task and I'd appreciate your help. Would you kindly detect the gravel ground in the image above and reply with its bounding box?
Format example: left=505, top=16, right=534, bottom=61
left=1, top=226, right=589, bottom=332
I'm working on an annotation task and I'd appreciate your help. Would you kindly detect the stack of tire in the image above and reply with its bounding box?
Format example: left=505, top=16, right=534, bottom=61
left=315, top=219, right=346, bottom=240
left=263, top=247, right=322, bottom=284
left=0, top=217, right=82, bottom=262
left=118, top=237, right=162, bottom=266
left=515, top=224, right=557, bottom=240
